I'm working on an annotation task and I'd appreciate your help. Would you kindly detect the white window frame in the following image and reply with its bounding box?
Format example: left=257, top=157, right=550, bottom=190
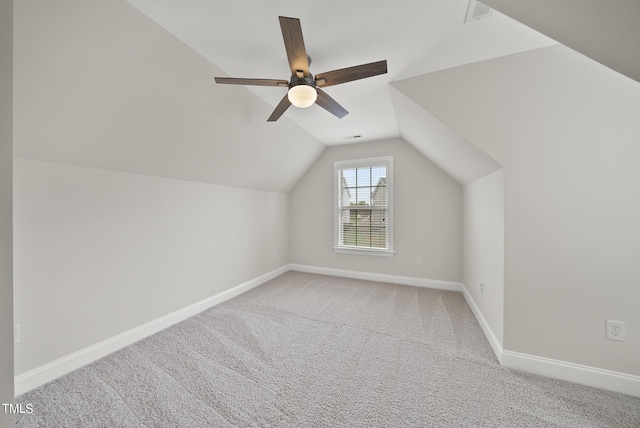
left=333, top=156, right=394, bottom=257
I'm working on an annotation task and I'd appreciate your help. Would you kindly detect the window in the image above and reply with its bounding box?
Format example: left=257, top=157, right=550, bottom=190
left=334, top=156, right=394, bottom=256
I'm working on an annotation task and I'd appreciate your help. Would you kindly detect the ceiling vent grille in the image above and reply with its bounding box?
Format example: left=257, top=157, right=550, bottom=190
left=465, top=0, right=493, bottom=22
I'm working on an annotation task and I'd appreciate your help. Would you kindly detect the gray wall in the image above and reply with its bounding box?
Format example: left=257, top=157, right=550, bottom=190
left=290, top=138, right=462, bottom=282
left=389, top=45, right=640, bottom=375
left=0, top=0, right=14, bottom=425
left=13, top=159, right=289, bottom=375
left=463, top=169, right=504, bottom=346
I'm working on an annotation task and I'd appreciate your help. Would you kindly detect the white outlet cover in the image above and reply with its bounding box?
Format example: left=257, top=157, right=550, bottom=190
left=606, top=320, right=625, bottom=342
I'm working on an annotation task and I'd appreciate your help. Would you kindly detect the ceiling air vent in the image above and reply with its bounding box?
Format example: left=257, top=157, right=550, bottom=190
left=465, top=0, right=493, bottom=22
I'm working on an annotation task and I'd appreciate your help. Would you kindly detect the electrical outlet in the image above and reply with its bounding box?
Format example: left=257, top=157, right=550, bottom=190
left=606, top=320, right=625, bottom=342
left=14, top=324, right=20, bottom=345
left=416, top=256, right=423, bottom=265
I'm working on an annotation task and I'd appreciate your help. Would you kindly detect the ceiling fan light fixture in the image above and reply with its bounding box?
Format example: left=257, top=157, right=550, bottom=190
left=288, top=84, right=317, bottom=108
left=214, top=17, right=387, bottom=121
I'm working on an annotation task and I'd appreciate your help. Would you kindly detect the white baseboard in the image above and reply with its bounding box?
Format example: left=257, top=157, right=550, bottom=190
left=460, top=284, right=503, bottom=363
left=460, top=286, right=640, bottom=398
left=289, top=264, right=463, bottom=292
left=16, top=264, right=640, bottom=399
left=14, top=265, right=290, bottom=396
left=501, top=350, right=640, bottom=398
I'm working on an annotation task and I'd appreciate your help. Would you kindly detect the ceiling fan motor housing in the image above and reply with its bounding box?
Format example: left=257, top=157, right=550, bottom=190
left=289, top=74, right=316, bottom=89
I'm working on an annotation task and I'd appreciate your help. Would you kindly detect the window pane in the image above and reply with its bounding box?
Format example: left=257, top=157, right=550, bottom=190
left=371, top=166, right=386, bottom=184
left=356, top=167, right=372, bottom=187
left=355, top=188, right=371, bottom=206
left=340, top=186, right=352, bottom=206
left=372, top=186, right=386, bottom=206
left=337, top=160, right=391, bottom=251
left=342, top=168, right=356, bottom=188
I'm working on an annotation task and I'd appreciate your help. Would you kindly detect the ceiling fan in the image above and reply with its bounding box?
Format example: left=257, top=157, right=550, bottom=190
left=215, top=16, right=388, bottom=122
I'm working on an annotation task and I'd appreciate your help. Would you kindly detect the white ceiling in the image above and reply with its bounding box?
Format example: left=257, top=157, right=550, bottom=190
left=125, top=0, right=556, bottom=146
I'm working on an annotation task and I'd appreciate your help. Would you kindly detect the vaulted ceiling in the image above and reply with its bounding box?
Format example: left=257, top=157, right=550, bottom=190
left=125, top=0, right=555, bottom=146
left=13, top=0, right=639, bottom=191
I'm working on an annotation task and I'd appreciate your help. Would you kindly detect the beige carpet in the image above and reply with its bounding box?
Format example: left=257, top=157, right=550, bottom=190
left=15, top=271, right=640, bottom=427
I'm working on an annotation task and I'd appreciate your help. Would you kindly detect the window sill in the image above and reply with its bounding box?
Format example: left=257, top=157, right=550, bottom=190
left=333, top=247, right=395, bottom=257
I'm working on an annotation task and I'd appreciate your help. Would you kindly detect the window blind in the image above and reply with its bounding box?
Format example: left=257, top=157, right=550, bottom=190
left=338, top=164, right=388, bottom=249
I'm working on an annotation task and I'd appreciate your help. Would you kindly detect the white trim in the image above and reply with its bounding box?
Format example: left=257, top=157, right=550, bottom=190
left=501, top=350, right=640, bottom=398
left=460, top=283, right=503, bottom=363
left=15, top=264, right=640, bottom=399
left=332, top=247, right=395, bottom=257
left=334, top=156, right=393, bottom=169
left=14, top=265, right=290, bottom=396
left=460, top=282, right=640, bottom=397
left=289, top=264, right=463, bottom=292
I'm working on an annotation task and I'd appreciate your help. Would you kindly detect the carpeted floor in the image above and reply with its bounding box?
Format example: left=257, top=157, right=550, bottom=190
left=15, top=271, right=640, bottom=427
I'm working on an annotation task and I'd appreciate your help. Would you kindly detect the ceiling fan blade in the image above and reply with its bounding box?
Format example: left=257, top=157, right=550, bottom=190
left=215, top=77, right=289, bottom=87
left=315, top=60, right=388, bottom=88
left=279, top=16, right=310, bottom=78
left=315, top=88, right=348, bottom=119
left=267, top=93, right=292, bottom=122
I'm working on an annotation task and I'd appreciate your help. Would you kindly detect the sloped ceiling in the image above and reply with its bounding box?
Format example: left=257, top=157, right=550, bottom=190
left=389, top=86, right=500, bottom=185
left=14, top=0, right=326, bottom=193
left=483, top=0, right=640, bottom=84
left=21, top=0, right=637, bottom=192
left=386, top=44, right=640, bottom=169
left=125, top=0, right=556, bottom=146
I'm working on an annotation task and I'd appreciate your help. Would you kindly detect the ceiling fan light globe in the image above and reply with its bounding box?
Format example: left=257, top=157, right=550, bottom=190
left=288, top=85, right=317, bottom=108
